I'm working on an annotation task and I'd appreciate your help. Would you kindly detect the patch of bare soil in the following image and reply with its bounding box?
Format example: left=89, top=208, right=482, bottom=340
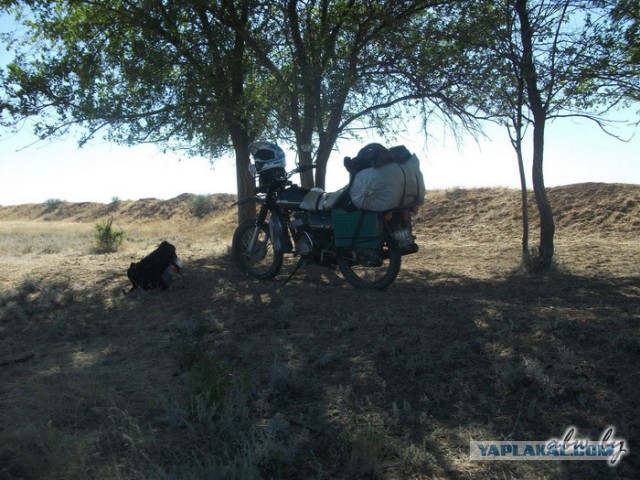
left=0, top=184, right=638, bottom=479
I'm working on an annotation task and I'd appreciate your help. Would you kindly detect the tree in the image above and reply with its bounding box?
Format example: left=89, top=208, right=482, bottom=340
left=2, top=0, right=487, bottom=217
left=608, top=0, right=640, bottom=99
left=512, top=0, right=557, bottom=272
left=0, top=0, right=266, bottom=222
left=223, top=0, right=470, bottom=189
left=466, top=0, right=639, bottom=272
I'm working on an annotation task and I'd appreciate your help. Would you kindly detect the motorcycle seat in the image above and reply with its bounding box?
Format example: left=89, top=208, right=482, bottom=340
left=300, top=186, right=348, bottom=212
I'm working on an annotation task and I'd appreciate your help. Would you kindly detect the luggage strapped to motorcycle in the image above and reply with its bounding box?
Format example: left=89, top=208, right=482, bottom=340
left=332, top=209, right=383, bottom=249
left=348, top=210, right=367, bottom=249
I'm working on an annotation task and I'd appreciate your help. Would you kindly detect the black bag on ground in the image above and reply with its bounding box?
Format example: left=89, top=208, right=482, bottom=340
left=127, top=241, right=178, bottom=291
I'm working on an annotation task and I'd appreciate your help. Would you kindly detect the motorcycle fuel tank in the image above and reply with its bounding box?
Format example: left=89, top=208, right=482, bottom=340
left=275, top=185, right=309, bottom=209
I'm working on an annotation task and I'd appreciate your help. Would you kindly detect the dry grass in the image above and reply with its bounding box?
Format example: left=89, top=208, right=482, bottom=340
left=0, top=183, right=638, bottom=479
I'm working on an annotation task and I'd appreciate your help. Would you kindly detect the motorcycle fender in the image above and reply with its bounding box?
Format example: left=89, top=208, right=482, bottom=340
left=268, top=214, right=292, bottom=255
left=232, top=196, right=264, bottom=207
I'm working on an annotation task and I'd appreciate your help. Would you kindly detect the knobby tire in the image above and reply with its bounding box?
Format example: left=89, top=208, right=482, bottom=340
left=232, top=219, right=283, bottom=280
left=336, top=237, right=401, bottom=290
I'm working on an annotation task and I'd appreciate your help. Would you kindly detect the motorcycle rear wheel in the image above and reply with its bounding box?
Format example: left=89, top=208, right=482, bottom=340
left=232, top=219, right=283, bottom=280
left=336, top=238, right=401, bottom=290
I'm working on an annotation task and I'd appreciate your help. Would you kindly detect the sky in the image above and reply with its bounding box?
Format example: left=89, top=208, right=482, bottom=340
left=0, top=13, right=638, bottom=206
left=0, top=115, right=638, bottom=206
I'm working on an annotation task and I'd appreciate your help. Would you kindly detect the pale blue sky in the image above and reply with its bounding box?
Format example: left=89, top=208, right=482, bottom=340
left=0, top=115, right=638, bottom=205
left=1, top=12, right=638, bottom=205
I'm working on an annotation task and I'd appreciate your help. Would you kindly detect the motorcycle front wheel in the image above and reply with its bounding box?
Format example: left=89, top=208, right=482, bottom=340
left=336, top=238, right=401, bottom=290
left=232, top=219, right=283, bottom=280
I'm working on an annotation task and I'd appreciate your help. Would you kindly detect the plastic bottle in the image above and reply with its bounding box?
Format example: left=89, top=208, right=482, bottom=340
left=161, top=257, right=182, bottom=287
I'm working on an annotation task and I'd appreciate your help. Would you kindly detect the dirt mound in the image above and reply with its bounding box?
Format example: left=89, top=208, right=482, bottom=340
left=549, top=182, right=640, bottom=234
left=417, top=183, right=640, bottom=239
left=0, top=183, right=638, bottom=238
left=0, top=193, right=238, bottom=223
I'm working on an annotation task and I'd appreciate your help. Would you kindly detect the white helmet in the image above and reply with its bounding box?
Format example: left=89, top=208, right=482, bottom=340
left=249, top=142, right=286, bottom=173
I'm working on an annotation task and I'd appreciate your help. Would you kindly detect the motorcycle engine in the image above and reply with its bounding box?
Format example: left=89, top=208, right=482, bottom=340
left=295, top=231, right=314, bottom=255
left=289, top=214, right=313, bottom=255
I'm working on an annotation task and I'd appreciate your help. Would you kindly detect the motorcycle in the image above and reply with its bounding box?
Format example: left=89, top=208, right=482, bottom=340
left=231, top=142, right=420, bottom=290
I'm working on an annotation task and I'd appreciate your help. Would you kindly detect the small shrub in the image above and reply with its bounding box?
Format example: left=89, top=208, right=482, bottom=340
left=521, top=246, right=568, bottom=275
left=94, top=218, right=125, bottom=253
left=44, top=198, right=63, bottom=211
left=108, top=196, right=121, bottom=212
left=187, top=356, right=232, bottom=416
left=190, top=194, right=215, bottom=218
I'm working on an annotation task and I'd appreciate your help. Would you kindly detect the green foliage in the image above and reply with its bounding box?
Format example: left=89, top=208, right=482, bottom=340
left=172, top=318, right=233, bottom=417
left=93, top=218, right=125, bottom=253
left=190, top=194, right=214, bottom=218
left=522, top=245, right=571, bottom=275
left=45, top=198, right=63, bottom=207
left=466, top=0, right=639, bottom=119
left=0, top=0, right=490, bottom=189
left=235, top=0, right=476, bottom=187
left=1, top=0, right=637, bottom=197
left=108, top=196, right=120, bottom=212
left=612, top=0, right=640, bottom=63
left=0, top=0, right=269, bottom=156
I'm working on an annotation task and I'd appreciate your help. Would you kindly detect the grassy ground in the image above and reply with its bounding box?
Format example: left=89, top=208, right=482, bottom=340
left=0, top=185, right=638, bottom=479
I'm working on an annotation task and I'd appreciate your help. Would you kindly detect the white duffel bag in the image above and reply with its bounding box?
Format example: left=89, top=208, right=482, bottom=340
left=349, top=154, right=425, bottom=211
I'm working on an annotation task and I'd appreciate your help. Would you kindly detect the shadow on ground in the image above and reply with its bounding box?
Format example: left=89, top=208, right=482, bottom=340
left=1, top=252, right=638, bottom=479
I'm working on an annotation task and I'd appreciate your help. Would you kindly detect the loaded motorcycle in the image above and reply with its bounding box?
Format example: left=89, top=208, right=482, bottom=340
left=231, top=142, right=423, bottom=290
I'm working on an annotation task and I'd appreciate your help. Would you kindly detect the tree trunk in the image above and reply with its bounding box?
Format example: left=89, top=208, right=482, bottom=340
left=531, top=123, right=555, bottom=271
left=314, top=99, right=346, bottom=190
left=513, top=128, right=531, bottom=268
left=295, top=100, right=316, bottom=189
left=293, top=113, right=315, bottom=189
left=516, top=147, right=530, bottom=267
left=226, top=8, right=255, bottom=225
left=297, top=149, right=315, bottom=189
left=515, top=0, right=555, bottom=272
left=235, top=153, right=255, bottom=224
left=314, top=135, right=336, bottom=190
left=230, top=125, right=255, bottom=224
left=314, top=158, right=328, bottom=191
left=510, top=73, right=531, bottom=268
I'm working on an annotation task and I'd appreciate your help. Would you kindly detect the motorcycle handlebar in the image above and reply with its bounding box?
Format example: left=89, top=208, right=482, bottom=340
left=287, top=164, right=316, bottom=178
left=252, top=164, right=316, bottom=191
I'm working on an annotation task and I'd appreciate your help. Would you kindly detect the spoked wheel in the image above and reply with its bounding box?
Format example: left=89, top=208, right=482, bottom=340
left=336, top=238, right=401, bottom=290
left=232, top=219, right=283, bottom=279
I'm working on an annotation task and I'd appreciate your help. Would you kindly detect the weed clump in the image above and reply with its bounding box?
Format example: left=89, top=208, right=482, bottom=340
left=94, top=218, right=125, bottom=253
left=45, top=198, right=63, bottom=208
left=164, top=316, right=298, bottom=478
left=108, top=196, right=121, bottom=212
left=190, top=194, right=215, bottom=218
left=520, top=246, right=570, bottom=275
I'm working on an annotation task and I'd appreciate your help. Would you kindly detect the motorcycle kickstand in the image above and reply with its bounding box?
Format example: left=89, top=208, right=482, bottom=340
left=282, top=255, right=307, bottom=286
